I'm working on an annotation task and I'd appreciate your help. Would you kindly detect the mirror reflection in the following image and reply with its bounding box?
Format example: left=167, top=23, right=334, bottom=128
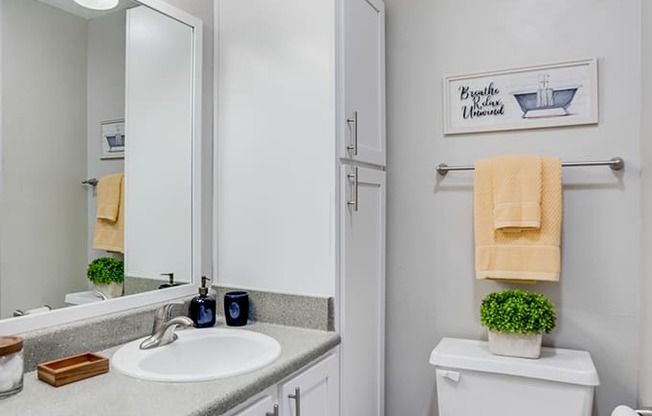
left=0, top=0, right=195, bottom=319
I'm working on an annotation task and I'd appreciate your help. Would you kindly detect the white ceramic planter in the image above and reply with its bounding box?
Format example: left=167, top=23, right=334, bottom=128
left=488, top=330, right=542, bottom=359
left=94, top=282, right=124, bottom=299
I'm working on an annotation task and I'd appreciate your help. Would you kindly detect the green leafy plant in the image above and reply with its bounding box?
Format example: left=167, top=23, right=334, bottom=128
left=87, top=257, right=124, bottom=284
left=480, top=289, right=556, bottom=335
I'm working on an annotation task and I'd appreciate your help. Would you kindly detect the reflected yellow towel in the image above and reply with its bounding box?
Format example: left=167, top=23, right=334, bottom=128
left=96, top=174, right=122, bottom=221
left=93, top=174, right=124, bottom=253
left=474, top=157, right=562, bottom=282
left=493, top=155, right=542, bottom=231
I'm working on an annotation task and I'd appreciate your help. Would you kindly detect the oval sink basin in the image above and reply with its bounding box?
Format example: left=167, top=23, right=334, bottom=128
left=112, top=327, right=281, bottom=382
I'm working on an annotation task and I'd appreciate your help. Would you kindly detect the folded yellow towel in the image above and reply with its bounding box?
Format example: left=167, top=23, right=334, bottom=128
left=95, top=174, right=122, bottom=221
left=474, top=157, right=562, bottom=282
left=93, top=174, right=124, bottom=253
left=493, top=155, right=542, bottom=231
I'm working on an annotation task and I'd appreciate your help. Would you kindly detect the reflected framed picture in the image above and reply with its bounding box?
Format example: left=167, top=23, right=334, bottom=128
left=443, top=58, right=598, bottom=135
left=100, top=119, right=125, bottom=159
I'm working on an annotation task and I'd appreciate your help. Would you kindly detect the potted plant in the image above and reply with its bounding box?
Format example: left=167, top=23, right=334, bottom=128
left=87, top=257, right=124, bottom=299
left=480, top=289, right=556, bottom=359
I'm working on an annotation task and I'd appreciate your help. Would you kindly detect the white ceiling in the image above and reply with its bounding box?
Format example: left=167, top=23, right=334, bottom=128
left=35, top=0, right=136, bottom=20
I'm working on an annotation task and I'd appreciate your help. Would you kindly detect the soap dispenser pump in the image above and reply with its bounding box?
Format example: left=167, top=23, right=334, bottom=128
left=189, top=276, right=216, bottom=328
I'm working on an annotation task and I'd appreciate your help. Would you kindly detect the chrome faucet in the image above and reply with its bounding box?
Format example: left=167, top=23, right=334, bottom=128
left=139, top=303, right=194, bottom=350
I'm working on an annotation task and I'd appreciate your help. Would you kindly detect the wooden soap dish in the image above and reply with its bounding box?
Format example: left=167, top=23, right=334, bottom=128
left=37, top=352, right=109, bottom=387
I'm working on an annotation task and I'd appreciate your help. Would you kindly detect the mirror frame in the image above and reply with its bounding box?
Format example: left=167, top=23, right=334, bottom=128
left=0, top=0, right=203, bottom=335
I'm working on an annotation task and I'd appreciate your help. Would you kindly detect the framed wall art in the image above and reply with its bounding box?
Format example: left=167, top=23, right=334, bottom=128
left=100, top=119, right=125, bottom=159
left=443, top=58, right=598, bottom=135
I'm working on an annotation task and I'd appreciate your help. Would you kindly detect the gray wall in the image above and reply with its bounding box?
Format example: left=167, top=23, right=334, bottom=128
left=0, top=0, right=89, bottom=317
left=385, top=1, right=643, bottom=415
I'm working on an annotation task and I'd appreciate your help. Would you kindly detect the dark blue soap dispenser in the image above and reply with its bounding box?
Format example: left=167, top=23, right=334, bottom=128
left=189, top=276, right=216, bottom=328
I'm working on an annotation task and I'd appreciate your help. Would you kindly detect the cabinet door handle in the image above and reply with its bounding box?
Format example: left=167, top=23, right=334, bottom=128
left=265, top=404, right=279, bottom=416
left=347, top=111, right=358, bottom=156
left=347, top=166, right=359, bottom=212
left=288, top=387, right=301, bottom=416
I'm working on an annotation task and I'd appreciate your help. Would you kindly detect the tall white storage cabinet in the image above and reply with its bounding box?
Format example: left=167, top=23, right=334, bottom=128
left=340, top=166, right=386, bottom=416
left=216, top=0, right=385, bottom=415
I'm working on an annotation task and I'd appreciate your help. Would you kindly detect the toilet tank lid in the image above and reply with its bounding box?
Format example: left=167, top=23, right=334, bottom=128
left=429, top=338, right=600, bottom=386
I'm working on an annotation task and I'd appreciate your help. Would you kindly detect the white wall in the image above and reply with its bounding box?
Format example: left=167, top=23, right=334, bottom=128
left=639, top=1, right=652, bottom=407
left=0, top=0, right=88, bottom=317
left=86, top=10, right=126, bottom=262
left=215, top=0, right=336, bottom=296
left=385, top=1, right=642, bottom=415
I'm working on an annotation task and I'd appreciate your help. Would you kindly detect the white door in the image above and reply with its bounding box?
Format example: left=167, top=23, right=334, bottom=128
left=340, top=165, right=386, bottom=416
left=231, top=395, right=276, bottom=416
left=280, top=354, right=339, bottom=416
left=343, top=0, right=386, bottom=166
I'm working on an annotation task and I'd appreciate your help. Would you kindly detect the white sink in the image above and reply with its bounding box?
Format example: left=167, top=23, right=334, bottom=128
left=112, top=327, right=281, bottom=382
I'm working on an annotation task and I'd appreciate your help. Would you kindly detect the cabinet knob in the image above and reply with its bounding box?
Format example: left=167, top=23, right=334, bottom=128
left=288, top=387, right=301, bottom=416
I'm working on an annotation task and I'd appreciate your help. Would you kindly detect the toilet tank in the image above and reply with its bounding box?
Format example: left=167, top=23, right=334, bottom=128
left=430, top=338, right=599, bottom=416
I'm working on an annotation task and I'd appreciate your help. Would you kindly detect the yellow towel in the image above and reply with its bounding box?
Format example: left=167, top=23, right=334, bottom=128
left=95, top=174, right=122, bottom=221
left=493, top=155, right=542, bottom=231
left=93, top=174, right=124, bottom=253
left=474, top=157, right=562, bottom=282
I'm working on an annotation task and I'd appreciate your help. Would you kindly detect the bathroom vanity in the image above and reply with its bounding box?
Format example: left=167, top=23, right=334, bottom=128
left=1, top=311, right=339, bottom=415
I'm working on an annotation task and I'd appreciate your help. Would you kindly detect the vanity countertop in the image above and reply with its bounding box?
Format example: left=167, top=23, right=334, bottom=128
left=0, top=322, right=340, bottom=416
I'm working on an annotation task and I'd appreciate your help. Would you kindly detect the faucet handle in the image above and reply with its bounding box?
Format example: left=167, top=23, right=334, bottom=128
left=152, top=303, right=182, bottom=333
left=156, top=302, right=185, bottom=318
left=140, top=315, right=194, bottom=350
left=163, top=303, right=176, bottom=317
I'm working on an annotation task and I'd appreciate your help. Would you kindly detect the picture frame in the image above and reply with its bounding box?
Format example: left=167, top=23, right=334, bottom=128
left=443, top=58, right=598, bottom=135
left=100, top=119, right=125, bottom=159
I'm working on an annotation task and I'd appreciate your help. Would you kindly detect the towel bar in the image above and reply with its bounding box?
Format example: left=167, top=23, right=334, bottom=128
left=436, top=156, right=624, bottom=176
left=82, top=178, right=99, bottom=187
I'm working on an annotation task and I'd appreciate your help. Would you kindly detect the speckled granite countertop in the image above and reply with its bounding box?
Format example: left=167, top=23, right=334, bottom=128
left=0, top=322, right=340, bottom=416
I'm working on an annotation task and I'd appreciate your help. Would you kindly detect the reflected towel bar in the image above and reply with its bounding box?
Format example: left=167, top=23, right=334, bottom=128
left=82, top=178, right=99, bottom=187
left=436, top=156, right=625, bottom=176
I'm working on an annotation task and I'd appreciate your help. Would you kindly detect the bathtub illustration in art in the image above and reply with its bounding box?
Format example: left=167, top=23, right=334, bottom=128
left=512, top=74, right=580, bottom=118
left=105, top=126, right=125, bottom=152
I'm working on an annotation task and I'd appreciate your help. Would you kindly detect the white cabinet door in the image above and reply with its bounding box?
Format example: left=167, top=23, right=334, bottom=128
left=280, top=354, right=339, bottom=416
left=231, top=395, right=276, bottom=416
left=340, top=165, right=386, bottom=416
left=343, top=0, right=386, bottom=166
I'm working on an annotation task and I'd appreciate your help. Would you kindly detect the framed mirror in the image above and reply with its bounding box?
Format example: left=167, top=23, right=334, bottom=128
left=0, top=0, right=202, bottom=334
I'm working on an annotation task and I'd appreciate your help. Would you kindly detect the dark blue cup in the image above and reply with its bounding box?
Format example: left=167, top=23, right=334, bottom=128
left=224, top=291, right=249, bottom=326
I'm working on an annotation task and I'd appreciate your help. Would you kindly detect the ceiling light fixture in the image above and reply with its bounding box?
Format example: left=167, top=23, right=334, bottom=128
left=73, top=0, right=119, bottom=11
